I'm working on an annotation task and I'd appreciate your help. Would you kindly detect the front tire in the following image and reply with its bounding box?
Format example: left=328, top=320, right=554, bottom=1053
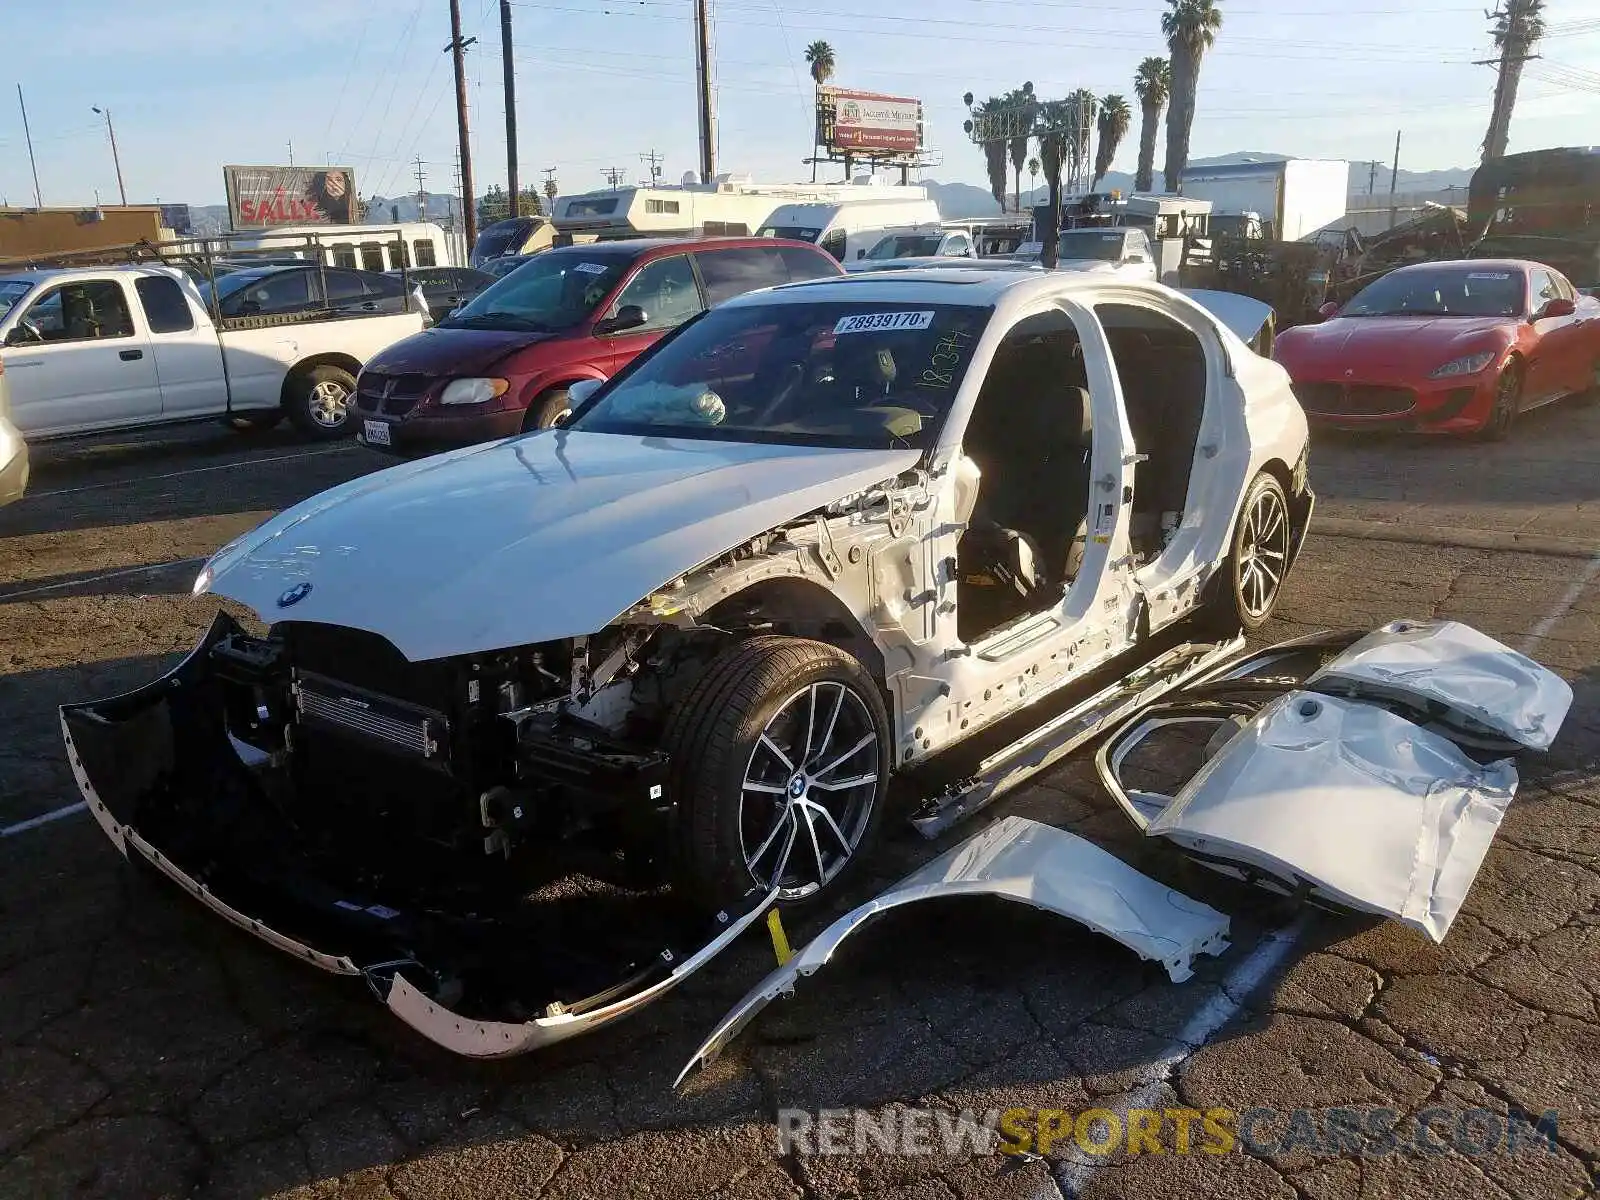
left=522, top=387, right=571, bottom=432
left=1479, top=361, right=1520, bottom=441
left=663, top=636, right=890, bottom=910
left=1206, top=471, right=1292, bottom=636
left=286, top=365, right=357, bottom=439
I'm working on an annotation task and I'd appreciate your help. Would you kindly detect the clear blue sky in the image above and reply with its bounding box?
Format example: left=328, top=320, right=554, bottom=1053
left=3, top=0, right=1598, bottom=207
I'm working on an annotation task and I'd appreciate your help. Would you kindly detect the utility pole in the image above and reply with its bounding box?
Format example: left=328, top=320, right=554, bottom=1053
left=639, top=149, right=664, bottom=185
left=16, top=85, right=41, bottom=207
left=91, top=106, right=127, bottom=205
left=1478, top=1, right=1543, bottom=164
left=1388, top=130, right=1402, bottom=229
left=414, top=156, right=428, bottom=220
left=693, top=0, right=717, bottom=182
left=500, top=0, right=520, bottom=218
left=288, top=140, right=294, bottom=166
left=543, top=166, right=558, bottom=210
left=446, top=0, right=479, bottom=247
left=603, top=167, right=627, bottom=190
left=1367, top=159, right=1377, bottom=196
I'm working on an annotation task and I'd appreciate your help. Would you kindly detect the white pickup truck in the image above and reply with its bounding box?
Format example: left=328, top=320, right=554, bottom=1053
left=0, top=265, right=424, bottom=440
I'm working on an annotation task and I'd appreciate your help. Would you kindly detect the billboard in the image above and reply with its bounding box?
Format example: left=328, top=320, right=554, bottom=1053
left=223, top=165, right=358, bottom=229
left=819, top=88, right=923, bottom=156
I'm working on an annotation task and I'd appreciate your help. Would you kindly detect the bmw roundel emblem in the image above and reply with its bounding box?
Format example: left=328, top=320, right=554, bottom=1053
left=277, top=582, right=313, bottom=608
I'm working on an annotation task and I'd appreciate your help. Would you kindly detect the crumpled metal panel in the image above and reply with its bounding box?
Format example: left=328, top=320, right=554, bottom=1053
left=676, top=815, right=1230, bottom=1084
left=1309, top=619, right=1571, bottom=751
left=1148, top=690, right=1518, bottom=942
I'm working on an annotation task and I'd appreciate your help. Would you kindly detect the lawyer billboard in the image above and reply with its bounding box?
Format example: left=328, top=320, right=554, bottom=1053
left=223, top=165, right=359, bottom=229
left=818, top=88, right=923, bottom=155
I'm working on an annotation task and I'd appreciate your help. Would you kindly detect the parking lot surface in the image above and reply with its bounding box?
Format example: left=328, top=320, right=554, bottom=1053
left=2, top=407, right=1598, bottom=1200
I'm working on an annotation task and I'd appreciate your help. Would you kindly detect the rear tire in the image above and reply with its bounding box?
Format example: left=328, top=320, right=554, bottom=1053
left=1479, top=361, right=1520, bottom=441
left=522, top=387, right=571, bottom=432
left=662, top=635, right=890, bottom=911
left=1203, top=471, right=1292, bottom=636
left=286, top=365, right=357, bottom=439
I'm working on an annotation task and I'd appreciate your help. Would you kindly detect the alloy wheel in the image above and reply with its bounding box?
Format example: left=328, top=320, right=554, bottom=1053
left=739, top=681, right=881, bottom=899
left=308, top=380, right=351, bottom=428
left=1236, top=484, right=1290, bottom=621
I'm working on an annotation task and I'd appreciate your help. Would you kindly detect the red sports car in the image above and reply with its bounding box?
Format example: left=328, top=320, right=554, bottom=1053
left=1274, top=259, right=1600, bottom=439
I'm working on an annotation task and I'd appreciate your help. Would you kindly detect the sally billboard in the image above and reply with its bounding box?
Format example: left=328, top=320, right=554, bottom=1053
left=224, top=165, right=359, bottom=229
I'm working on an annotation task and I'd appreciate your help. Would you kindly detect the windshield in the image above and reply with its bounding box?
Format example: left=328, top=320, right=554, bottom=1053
left=760, top=226, right=822, bottom=242
left=866, top=234, right=944, bottom=260
left=568, top=300, right=993, bottom=449
left=1342, top=267, right=1526, bottom=318
left=442, top=253, right=629, bottom=331
left=1056, top=231, right=1126, bottom=262
left=473, top=219, right=531, bottom=260
left=0, top=279, right=34, bottom=319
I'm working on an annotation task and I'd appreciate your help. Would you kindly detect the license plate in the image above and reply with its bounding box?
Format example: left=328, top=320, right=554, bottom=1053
left=362, top=419, right=392, bottom=446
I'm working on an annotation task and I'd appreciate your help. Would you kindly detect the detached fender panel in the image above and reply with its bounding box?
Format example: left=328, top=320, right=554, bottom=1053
left=676, top=815, right=1230, bottom=1084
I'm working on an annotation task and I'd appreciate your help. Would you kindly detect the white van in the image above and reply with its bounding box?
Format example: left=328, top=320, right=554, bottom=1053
left=757, top=194, right=943, bottom=263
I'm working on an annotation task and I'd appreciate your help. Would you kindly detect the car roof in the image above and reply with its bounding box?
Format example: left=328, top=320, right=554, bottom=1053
left=726, top=266, right=1104, bottom=307
left=0, top=264, right=188, bottom=286
left=1387, top=258, right=1531, bottom=275
left=541, top=235, right=828, bottom=261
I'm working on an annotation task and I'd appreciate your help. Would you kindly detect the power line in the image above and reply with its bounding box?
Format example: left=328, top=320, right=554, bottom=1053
left=638, top=148, right=664, bottom=183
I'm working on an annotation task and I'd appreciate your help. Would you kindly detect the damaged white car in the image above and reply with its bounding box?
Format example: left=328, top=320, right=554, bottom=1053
left=62, top=269, right=1316, bottom=1055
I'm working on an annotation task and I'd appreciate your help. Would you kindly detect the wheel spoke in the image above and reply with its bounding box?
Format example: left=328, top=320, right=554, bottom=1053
left=1258, top=559, right=1281, bottom=588
left=743, top=781, right=787, bottom=795
left=809, top=801, right=855, bottom=855
left=801, top=684, right=819, bottom=764
left=1262, top=504, right=1285, bottom=543
left=799, top=803, right=829, bottom=885
left=811, top=685, right=845, bottom=771
left=746, top=804, right=794, bottom=875
left=811, top=772, right=878, bottom=791
left=759, top=733, right=794, bottom=773
left=814, top=733, right=874, bottom=779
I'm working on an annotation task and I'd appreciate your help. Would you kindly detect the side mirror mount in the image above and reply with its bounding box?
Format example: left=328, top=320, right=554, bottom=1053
left=596, top=304, right=647, bottom=335
left=1537, top=297, right=1576, bottom=320
left=951, top=453, right=983, bottom=527
left=1317, top=301, right=1340, bottom=321
left=3, top=325, right=36, bottom=346
left=566, top=378, right=604, bottom=411
left=856, top=249, right=866, bottom=259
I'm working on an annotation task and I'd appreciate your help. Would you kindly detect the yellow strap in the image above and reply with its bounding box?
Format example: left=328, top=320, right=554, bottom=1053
left=766, top=908, right=794, bottom=965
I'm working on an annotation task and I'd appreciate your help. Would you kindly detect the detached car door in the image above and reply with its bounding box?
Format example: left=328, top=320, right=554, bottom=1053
left=0, top=277, right=161, bottom=437
left=134, top=274, right=226, bottom=420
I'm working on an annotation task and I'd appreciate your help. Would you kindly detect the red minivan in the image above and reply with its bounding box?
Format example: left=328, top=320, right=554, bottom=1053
left=354, top=236, right=843, bottom=455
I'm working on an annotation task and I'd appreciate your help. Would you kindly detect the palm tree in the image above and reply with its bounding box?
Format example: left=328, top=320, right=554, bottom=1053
left=1133, top=57, right=1170, bottom=192
left=1094, top=95, right=1132, bottom=189
left=805, top=41, right=836, bottom=180
left=1482, top=0, right=1545, bottom=162
left=967, top=95, right=1011, bottom=212
left=1007, top=83, right=1037, bottom=213
left=1161, top=0, right=1223, bottom=193
left=1027, top=155, right=1040, bottom=205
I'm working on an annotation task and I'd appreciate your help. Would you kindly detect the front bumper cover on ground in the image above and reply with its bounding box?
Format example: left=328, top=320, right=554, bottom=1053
left=60, top=612, right=776, bottom=1058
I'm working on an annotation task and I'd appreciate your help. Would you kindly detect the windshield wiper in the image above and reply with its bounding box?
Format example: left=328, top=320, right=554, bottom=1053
left=441, top=311, right=549, bottom=330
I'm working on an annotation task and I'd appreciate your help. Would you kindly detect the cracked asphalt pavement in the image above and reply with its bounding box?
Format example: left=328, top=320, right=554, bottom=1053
left=2, top=406, right=1598, bottom=1199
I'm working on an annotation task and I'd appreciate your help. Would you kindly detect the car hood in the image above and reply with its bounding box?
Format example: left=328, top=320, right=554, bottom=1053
left=1275, top=315, right=1511, bottom=376
left=200, top=432, right=921, bottom=661
left=364, top=324, right=558, bottom=375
